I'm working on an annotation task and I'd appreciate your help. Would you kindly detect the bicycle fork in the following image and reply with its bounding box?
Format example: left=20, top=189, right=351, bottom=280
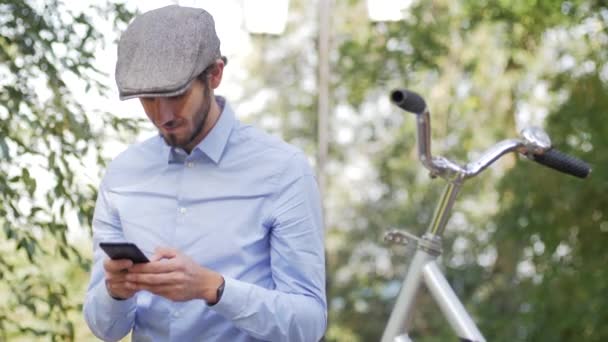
left=381, top=182, right=486, bottom=342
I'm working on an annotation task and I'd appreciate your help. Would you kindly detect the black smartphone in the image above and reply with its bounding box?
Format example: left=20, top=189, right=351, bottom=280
left=99, top=242, right=150, bottom=263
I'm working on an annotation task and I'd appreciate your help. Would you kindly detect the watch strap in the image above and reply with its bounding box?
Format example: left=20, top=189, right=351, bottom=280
left=209, top=277, right=225, bottom=306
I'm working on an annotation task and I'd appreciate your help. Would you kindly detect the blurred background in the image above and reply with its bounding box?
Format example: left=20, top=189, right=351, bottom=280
left=1, top=0, right=607, bottom=341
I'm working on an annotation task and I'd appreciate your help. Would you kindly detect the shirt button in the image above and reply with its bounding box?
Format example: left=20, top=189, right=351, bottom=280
left=179, top=207, right=187, bottom=214
left=172, top=310, right=180, bottom=318
left=186, top=161, right=194, bottom=168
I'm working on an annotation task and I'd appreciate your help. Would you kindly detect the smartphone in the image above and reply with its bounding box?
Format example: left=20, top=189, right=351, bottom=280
left=99, top=242, right=150, bottom=263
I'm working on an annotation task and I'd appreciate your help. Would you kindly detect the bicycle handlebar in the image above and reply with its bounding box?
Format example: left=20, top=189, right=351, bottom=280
left=530, top=148, right=590, bottom=178
left=390, top=88, right=591, bottom=181
left=390, top=89, right=427, bottom=114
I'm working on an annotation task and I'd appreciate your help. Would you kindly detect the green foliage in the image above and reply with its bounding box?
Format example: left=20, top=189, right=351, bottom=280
left=484, top=74, right=608, bottom=341
left=300, top=0, right=607, bottom=341
left=0, top=0, right=136, bottom=340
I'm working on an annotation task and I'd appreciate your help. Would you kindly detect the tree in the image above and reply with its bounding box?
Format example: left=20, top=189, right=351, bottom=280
left=239, top=0, right=607, bottom=340
left=0, top=1, right=136, bottom=340
left=487, top=76, right=608, bottom=341
left=323, top=1, right=607, bottom=341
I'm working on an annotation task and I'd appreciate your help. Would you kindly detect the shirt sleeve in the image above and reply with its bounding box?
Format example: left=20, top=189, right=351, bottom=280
left=82, top=180, right=137, bottom=341
left=211, top=152, right=327, bottom=342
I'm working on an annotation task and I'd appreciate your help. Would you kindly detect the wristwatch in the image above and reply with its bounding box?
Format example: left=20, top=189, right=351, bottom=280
left=209, top=277, right=225, bottom=306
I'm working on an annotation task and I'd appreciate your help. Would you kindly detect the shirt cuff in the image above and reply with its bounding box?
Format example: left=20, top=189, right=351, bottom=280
left=92, top=280, right=136, bottom=315
left=208, top=276, right=251, bottom=319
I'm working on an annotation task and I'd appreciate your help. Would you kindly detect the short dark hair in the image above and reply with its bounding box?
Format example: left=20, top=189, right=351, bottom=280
left=197, top=64, right=215, bottom=83
left=197, top=56, right=227, bottom=83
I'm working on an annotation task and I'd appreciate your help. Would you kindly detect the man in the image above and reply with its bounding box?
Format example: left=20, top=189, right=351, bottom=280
left=83, top=5, right=327, bottom=342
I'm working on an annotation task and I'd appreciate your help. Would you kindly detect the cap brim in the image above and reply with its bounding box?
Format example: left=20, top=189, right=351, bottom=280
left=118, top=56, right=227, bottom=100
left=119, top=80, right=193, bottom=101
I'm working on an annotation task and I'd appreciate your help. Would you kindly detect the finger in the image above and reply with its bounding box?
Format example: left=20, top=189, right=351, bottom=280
left=151, top=246, right=178, bottom=261
left=135, top=283, right=181, bottom=298
left=104, top=258, right=134, bottom=272
left=127, top=272, right=182, bottom=286
left=106, top=278, right=137, bottom=297
left=105, top=270, right=133, bottom=286
left=105, top=271, right=128, bottom=282
left=129, top=258, right=178, bottom=274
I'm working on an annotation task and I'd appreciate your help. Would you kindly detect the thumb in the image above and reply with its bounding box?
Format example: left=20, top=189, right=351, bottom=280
left=150, top=246, right=178, bottom=262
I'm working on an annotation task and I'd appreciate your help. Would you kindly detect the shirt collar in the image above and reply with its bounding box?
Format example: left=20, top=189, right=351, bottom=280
left=162, top=96, right=235, bottom=164
left=194, top=96, right=235, bottom=164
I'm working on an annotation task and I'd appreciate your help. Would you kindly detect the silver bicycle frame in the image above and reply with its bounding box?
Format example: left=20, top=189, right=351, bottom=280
left=381, top=104, right=553, bottom=342
left=382, top=181, right=485, bottom=342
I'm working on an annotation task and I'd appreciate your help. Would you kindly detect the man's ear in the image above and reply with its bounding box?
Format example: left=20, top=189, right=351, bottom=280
left=208, top=59, right=225, bottom=89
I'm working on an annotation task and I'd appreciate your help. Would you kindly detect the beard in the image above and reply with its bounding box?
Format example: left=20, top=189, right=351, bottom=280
left=163, top=83, right=212, bottom=149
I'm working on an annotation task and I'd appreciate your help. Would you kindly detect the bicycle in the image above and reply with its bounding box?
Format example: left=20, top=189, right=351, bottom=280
left=381, top=89, right=591, bottom=342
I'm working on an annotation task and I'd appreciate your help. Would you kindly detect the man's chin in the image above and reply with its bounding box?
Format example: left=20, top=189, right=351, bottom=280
left=162, top=134, right=189, bottom=148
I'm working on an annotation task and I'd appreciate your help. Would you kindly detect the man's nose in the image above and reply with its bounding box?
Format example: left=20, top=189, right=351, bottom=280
left=156, top=98, right=176, bottom=125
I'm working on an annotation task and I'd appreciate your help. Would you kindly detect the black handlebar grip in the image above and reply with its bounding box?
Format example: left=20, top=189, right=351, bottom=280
left=531, top=148, right=591, bottom=179
left=390, top=89, right=427, bottom=114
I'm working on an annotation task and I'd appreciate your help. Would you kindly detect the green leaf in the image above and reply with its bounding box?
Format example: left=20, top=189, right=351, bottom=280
left=3, top=221, right=12, bottom=239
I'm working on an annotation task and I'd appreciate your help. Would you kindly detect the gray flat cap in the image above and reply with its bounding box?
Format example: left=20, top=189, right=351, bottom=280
left=116, top=5, right=222, bottom=100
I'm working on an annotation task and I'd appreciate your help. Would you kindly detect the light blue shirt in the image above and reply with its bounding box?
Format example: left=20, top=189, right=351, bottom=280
left=83, top=97, right=327, bottom=342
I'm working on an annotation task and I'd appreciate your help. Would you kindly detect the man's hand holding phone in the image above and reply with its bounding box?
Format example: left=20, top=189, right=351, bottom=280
left=100, top=242, right=150, bottom=300
left=103, top=258, right=138, bottom=300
